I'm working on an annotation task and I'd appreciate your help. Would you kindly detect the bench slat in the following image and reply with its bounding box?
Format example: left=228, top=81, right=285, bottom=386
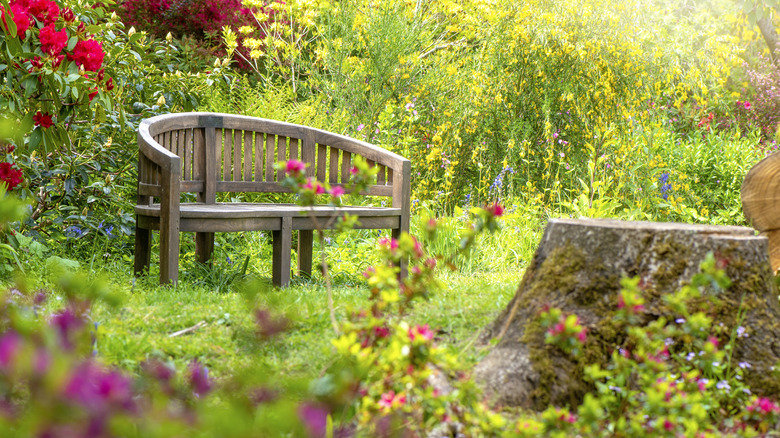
left=377, top=164, right=386, bottom=185
left=316, top=144, right=327, bottom=181
left=387, top=167, right=393, bottom=185
left=204, top=127, right=217, bottom=203
left=137, top=202, right=402, bottom=218
left=328, top=147, right=339, bottom=184
left=254, top=132, right=263, bottom=182
left=341, top=151, right=351, bottom=184
left=277, top=136, right=287, bottom=180
left=244, top=130, right=253, bottom=181
left=233, top=129, right=242, bottom=181
left=193, top=128, right=205, bottom=181
left=183, top=129, right=193, bottom=180
left=213, top=181, right=393, bottom=196
left=265, top=134, right=275, bottom=182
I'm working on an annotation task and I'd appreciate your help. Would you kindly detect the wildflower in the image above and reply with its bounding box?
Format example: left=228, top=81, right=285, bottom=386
left=33, top=111, right=53, bottom=128
left=743, top=101, right=752, bottom=110
left=298, top=402, right=328, bottom=438
left=409, top=324, right=434, bottom=342
left=302, top=178, right=325, bottom=195
left=739, top=361, right=752, bottom=369
left=737, top=326, right=748, bottom=338
left=716, top=380, right=731, bottom=392
left=486, top=202, right=504, bottom=217
left=285, top=159, right=306, bottom=177
left=378, top=390, right=406, bottom=409
left=188, top=360, right=212, bottom=396
left=50, top=307, right=84, bottom=350
left=356, top=124, right=365, bottom=132
left=330, top=186, right=345, bottom=197
left=0, top=331, right=20, bottom=369
left=255, top=308, right=289, bottom=338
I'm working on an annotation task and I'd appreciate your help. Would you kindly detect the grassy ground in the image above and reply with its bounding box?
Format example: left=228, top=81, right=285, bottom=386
left=82, top=234, right=527, bottom=383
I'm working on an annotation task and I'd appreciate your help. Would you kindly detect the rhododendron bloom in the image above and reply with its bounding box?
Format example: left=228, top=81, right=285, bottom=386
left=39, top=23, right=67, bottom=55
left=105, top=77, right=114, bottom=91
left=0, top=162, right=23, bottom=190
left=28, top=0, right=59, bottom=25
left=285, top=159, right=305, bottom=176
left=2, top=3, right=30, bottom=38
left=61, top=6, right=74, bottom=22
left=69, top=38, right=104, bottom=71
left=33, top=111, right=53, bottom=128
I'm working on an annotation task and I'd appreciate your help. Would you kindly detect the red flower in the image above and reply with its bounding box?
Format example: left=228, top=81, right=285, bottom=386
left=0, top=162, right=23, bottom=190
left=27, top=0, right=59, bottom=25
left=486, top=202, right=504, bottom=217
left=68, top=39, right=104, bottom=72
left=39, top=23, right=67, bottom=56
left=33, top=111, right=53, bottom=128
left=88, top=87, right=98, bottom=101
left=105, top=77, right=113, bottom=91
left=1, top=3, right=30, bottom=38
left=61, top=7, right=74, bottom=23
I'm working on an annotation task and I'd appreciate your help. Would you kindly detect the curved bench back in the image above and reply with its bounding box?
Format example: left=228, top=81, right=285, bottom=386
left=137, top=113, right=411, bottom=213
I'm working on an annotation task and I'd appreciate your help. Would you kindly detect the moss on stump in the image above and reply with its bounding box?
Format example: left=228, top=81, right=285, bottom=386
left=473, top=218, right=779, bottom=411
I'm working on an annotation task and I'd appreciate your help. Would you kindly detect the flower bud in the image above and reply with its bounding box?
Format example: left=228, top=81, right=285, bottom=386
left=166, top=32, right=173, bottom=42
left=156, top=95, right=166, bottom=106
left=128, top=26, right=136, bottom=37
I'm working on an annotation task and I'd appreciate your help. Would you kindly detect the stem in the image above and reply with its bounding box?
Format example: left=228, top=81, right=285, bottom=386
left=308, top=211, right=340, bottom=334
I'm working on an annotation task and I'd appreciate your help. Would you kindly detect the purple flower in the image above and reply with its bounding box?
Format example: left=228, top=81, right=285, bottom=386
left=65, top=361, right=134, bottom=412
left=298, top=402, right=329, bottom=438
left=189, top=360, right=212, bottom=397
left=0, top=331, right=20, bottom=369
left=50, top=307, right=84, bottom=350
left=356, top=124, right=365, bottom=132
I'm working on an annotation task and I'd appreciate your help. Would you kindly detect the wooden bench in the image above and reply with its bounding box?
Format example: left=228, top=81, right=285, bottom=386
left=133, top=112, right=411, bottom=286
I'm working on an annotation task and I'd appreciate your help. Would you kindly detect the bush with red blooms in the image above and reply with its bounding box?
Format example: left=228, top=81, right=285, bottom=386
left=0, top=0, right=115, bottom=158
left=116, top=0, right=253, bottom=39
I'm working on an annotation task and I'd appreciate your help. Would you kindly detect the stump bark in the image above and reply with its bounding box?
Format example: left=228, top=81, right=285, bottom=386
left=473, top=218, right=780, bottom=410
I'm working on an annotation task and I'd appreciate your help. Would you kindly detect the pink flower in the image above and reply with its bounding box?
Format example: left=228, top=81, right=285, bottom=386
left=663, top=419, right=674, bottom=431
left=0, top=331, right=20, bottom=369
left=39, top=23, right=67, bottom=56
left=378, top=236, right=398, bottom=251
left=330, top=186, right=345, bottom=197
left=303, top=178, right=325, bottom=194
left=576, top=328, right=587, bottom=343
left=356, top=123, right=364, bottom=132
left=409, top=324, right=434, bottom=342
left=285, top=159, right=305, bottom=176
left=378, top=390, right=406, bottom=409
left=350, top=166, right=358, bottom=175
left=707, top=336, right=719, bottom=349
left=486, top=202, right=504, bottom=217
left=68, top=38, right=104, bottom=72
left=743, top=101, right=752, bottom=110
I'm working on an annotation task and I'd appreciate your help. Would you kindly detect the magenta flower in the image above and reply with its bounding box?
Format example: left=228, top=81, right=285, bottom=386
left=378, top=390, right=406, bottom=409
left=303, top=178, right=325, bottom=195
left=285, top=159, right=306, bottom=177
left=409, top=324, right=434, bottom=342
left=744, top=101, right=752, bottom=110
left=356, top=124, right=365, bottom=132
left=0, top=331, right=20, bottom=369
left=330, top=186, right=345, bottom=197
left=50, top=307, right=84, bottom=350
left=486, top=202, right=504, bottom=217
left=298, top=402, right=328, bottom=438
left=188, top=360, right=212, bottom=397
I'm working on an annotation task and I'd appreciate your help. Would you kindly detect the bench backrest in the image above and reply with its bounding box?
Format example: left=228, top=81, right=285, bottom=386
left=137, top=113, right=411, bottom=213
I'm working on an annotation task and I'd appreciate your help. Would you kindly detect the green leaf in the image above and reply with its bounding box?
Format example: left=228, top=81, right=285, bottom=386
left=67, top=36, right=78, bottom=51
left=28, top=128, right=42, bottom=152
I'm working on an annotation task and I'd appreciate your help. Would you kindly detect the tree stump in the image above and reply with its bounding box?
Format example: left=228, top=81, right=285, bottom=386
left=473, top=218, right=780, bottom=411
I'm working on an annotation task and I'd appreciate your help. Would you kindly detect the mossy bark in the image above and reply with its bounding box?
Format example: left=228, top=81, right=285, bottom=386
left=473, top=218, right=779, bottom=410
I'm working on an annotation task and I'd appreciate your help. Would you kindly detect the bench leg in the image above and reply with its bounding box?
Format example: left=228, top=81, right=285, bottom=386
left=159, top=218, right=180, bottom=286
left=392, top=228, right=408, bottom=281
left=195, top=232, right=215, bottom=264
left=134, top=222, right=151, bottom=276
left=272, top=217, right=292, bottom=287
left=298, top=230, right=314, bottom=279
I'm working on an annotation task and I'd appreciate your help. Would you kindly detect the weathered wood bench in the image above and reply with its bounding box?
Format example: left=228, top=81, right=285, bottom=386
left=133, top=112, right=411, bottom=286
